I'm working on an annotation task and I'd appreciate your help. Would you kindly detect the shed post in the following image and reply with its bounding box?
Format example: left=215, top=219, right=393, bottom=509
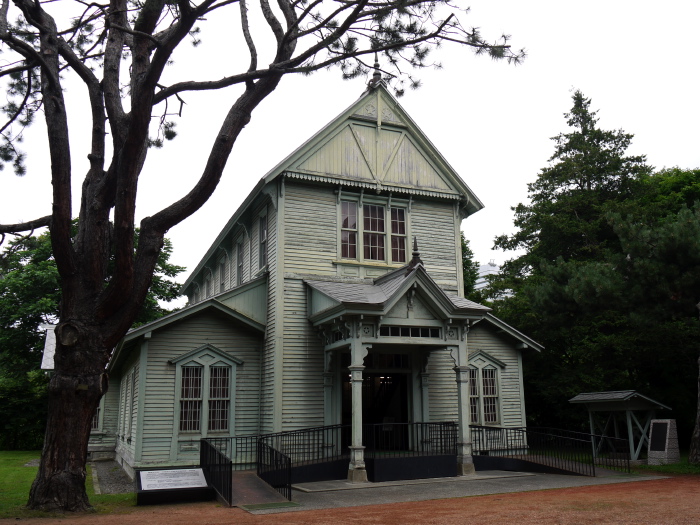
left=625, top=410, right=635, bottom=460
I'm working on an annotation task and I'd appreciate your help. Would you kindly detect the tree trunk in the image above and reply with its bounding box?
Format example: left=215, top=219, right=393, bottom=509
left=28, top=331, right=108, bottom=511
left=689, top=353, right=700, bottom=465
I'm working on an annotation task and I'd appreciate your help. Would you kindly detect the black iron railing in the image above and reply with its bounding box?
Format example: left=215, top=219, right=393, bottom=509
left=259, top=423, right=350, bottom=466
left=364, top=421, right=457, bottom=458
left=257, top=441, right=292, bottom=500
left=200, top=438, right=233, bottom=505
left=470, top=425, right=630, bottom=476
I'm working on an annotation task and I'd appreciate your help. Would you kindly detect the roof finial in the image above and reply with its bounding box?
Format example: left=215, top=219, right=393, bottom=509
left=372, top=52, right=381, bottom=83
left=406, top=237, right=423, bottom=275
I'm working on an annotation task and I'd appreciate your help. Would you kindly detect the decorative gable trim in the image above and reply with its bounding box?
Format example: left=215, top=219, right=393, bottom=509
left=169, top=344, right=244, bottom=367
left=469, top=350, right=506, bottom=369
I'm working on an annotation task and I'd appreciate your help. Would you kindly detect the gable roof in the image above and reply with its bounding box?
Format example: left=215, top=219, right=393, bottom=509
left=108, top=297, right=265, bottom=372
left=262, top=83, right=483, bottom=209
left=569, top=390, right=671, bottom=411
left=182, top=83, right=483, bottom=294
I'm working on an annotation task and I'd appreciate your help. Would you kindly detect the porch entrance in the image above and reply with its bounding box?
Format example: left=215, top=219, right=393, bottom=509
left=340, top=352, right=412, bottom=451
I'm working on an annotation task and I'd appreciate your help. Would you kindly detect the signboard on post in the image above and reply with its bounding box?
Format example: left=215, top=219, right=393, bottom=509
left=647, top=419, right=680, bottom=466
left=136, top=467, right=215, bottom=505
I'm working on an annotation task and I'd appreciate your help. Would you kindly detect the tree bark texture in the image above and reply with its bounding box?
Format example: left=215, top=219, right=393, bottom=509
left=28, top=328, right=109, bottom=511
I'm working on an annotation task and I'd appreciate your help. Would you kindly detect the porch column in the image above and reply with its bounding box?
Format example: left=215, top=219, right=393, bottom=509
left=420, top=372, right=430, bottom=422
left=348, top=340, right=370, bottom=482
left=323, top=349, right=334, bottom=426
left=450, top=342, right=475, bottom=476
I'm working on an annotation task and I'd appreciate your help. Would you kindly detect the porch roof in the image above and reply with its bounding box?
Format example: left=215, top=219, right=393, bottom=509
left=305, top=262, right=490, bottom=321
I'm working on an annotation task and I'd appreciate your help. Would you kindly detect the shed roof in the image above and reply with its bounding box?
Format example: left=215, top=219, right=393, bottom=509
left=569, top=390, right=671, bottom=411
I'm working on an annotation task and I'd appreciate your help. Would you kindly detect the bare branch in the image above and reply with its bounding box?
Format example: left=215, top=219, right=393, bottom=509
left=0, top=215, right=51, bottom=235
left=260, top=0, right=285, bottom=43
left=240, top=0, right=257, bottom=73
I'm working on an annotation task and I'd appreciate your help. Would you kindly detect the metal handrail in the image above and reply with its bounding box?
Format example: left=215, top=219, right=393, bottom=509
left=470, top=425, right=630, bottom=475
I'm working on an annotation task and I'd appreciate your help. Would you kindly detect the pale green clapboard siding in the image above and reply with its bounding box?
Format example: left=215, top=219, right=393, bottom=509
left=114, top=353, right=139, bottom=464
left=102, top=375, right=120, bottom=438
left=427, top=349, right=458, bottom=422
left=216, top=279, right=268, bottom=326
left=260, top=204, right=277, bottom=433
left=139, top=312, right=263, bottom=463
left=283, top=183, right=337, bottom=276
left=281, top=278, right=324, bottom=430
left=426, top=329, right=526, bottom=428
left=411, top=201, right=459, bottom=291
left=468, top=326, right=526, bottom=428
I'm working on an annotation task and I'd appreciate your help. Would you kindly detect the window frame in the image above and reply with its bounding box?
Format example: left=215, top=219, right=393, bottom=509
left=236, top=240, right=244, bottom=286
left=468, top=351, right=504, bottom=426
left=258, top=215, right=268, bottom=270
left=218, top=258, right=227, bottom=293
left=338, top=196, right=409, bottom=265
left=171, top=344, right=243, bottom=437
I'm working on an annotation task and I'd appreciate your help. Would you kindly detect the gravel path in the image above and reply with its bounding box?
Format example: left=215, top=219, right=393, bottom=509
left=3, top=475, right=699, bottom=525
left=90, top=460, right=134, bottom=494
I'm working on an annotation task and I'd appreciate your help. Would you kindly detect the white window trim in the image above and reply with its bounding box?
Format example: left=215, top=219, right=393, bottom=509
left=258, top=214, right=268, bottom=271
left=338, top=195, right=410, bottom=265
left=468, top=350, right=505, bottom=426
left=170, top=344, right=243, bottom=438
left=236, top=240, right=244, bottom=286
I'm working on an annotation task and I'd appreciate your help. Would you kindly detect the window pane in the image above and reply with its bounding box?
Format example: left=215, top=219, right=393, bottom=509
left=392, top=235, right=406, bottom=263
left=391, top=208, right=406, bottom=235
left=364, top=233, right=385, bottom=260
left=483, top=397, right=497, bottom=423
left=469, top=368, right=479, bottom=396
left=259, top=216, right=268, bottom=268
left=180, top=401, right=201, bottom=431
left=482, top=368, right=497, bottom=396
left=363, top=204, right=385, bottom=233
left=180, top=367, right=203, bottom=432
left=236, top=242, right=243, bottom=285
left=209, top=367, right=230, bottom=399
left=341, top=231, right=357, bottom=258
left=470, top=398, right=479, bottom=424
left=342, top=201, right=357, bottom=229
left=181, top=367, right=202, bottom=399
left=208, top=400, right=230, bottom=431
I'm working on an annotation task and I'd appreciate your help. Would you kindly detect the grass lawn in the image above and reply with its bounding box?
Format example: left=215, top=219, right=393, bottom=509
left=0, top=450, right=136, bottom=519
left=633, top=452, right=700, bottom=476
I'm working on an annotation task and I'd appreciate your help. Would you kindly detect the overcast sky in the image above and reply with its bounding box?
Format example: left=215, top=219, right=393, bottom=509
left=1, top=1, right=698, bottom=293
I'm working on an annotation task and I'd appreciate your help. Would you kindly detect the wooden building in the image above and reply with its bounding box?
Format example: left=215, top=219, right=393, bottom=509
left=91, top=79, right=542, bottom=481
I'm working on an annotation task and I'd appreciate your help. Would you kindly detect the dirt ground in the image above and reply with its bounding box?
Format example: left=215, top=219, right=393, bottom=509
left=4, top=476, right=699, bottom=525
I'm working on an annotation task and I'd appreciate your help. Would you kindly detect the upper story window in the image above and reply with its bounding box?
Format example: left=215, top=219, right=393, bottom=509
left=341, top=201, right=357, bottom=258
left=219, top=259, right=226, bottom=293
left=363, top=204, right=385, bottom=260
left=259, top=216, right=268, bottom=269
left=340, top=199, right=408, bottom=264
left=390, top=208, right=407, bottom=263
left=236, top=241, right=243, bottom=286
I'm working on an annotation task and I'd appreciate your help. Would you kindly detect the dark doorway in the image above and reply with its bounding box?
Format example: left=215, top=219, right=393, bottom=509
left=341, top=368, right=411, bottom=451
